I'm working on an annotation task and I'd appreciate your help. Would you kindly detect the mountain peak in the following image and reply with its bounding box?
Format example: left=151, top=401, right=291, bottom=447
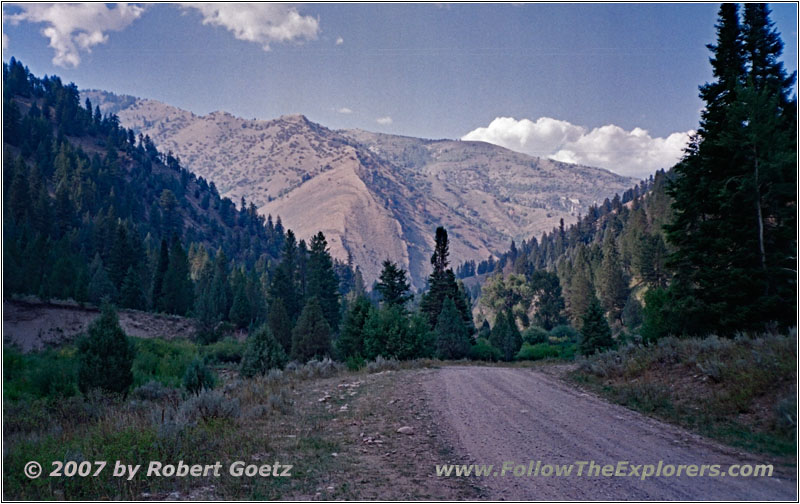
left=82, top=91, right=635, bottom=288
left=279, top=113, right=310, bottom=124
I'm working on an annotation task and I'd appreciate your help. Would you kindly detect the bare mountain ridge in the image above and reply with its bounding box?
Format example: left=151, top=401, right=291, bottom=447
left=84, top=90, right=635, bottom=288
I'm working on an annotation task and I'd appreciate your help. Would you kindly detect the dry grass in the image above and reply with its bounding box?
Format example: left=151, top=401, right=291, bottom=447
left=569, top=331, right=797, bottom=456
left=3, top=358, right=480, bottom=500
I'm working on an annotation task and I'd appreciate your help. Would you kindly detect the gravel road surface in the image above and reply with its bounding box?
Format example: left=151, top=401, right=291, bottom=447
left=423, top=366, right=796, bottom=500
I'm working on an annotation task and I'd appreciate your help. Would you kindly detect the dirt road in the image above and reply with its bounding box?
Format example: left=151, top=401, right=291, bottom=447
left=423, top=366, right=796, bottom=500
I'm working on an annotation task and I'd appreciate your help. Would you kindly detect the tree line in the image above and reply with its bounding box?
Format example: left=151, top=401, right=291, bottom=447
left=3, top=58, right=361, bottom=344
left=469, top=3, right=795, bottom=352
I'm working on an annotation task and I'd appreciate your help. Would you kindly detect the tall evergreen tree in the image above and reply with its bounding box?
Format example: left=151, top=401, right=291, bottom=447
left=528, top=270, right=567, bottom=330
left=151, top=238, right=169, bottom=311
left=565, top=245, right=593, bottom=328
left=489, top=309, right=522, bottom=362
left=228, top=269, right=252, bottom=329
left=87, top=253, right=116, bottom=304
left=434, top=297, right=472, bottom=360
left=269, top=230, right=300, bottom=320
left=665, top=3, right=796, bottom=334
left=579, top=296, right=614, bottom=356
left=120, top=266, right=146, bottom=310
left=420, top=227, right=473, bottom=331
left=161, top=238, right=194, bottom=315
left=267, top=297, right=293, bottom=354
left=376, top=259, right=412, bottom=307
left=291, top=297, right=332, bottom=362
left=306, top=232, right=340, bottom=331
left=338, top=295, right=373, bottom=359
left=596, top=233, right=629, bottom=325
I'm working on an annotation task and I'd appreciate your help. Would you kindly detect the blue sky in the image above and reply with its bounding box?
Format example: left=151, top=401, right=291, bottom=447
left=3, top=3, right=797, bottom=178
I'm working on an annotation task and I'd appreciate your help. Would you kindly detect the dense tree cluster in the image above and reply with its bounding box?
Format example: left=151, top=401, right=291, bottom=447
left=663, top=3, right=796, bottom=336
left=3, top=59, right=360, bottom=365
left=468, top=3, right=795, bottom=350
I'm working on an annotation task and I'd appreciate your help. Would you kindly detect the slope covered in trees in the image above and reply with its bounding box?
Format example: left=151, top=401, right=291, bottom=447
left=3, top=59, right=360, bottom=343
left=470, top=3, right=796, bottom=345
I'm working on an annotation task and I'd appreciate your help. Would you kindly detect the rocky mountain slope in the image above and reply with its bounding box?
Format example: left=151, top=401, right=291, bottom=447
left=84, top=90, right=635, bottom=288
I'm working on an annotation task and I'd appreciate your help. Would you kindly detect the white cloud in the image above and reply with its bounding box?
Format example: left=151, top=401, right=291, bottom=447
left=185, top=4, right=319, bottom=51
left=462, top=116, right=692, bottom=179
left=335, top=36, right=343, bottom=45
left=337, top=107, right=353, bottom=114
left=376, top=116, right=393, bottom=125
left=2, top=33, right=8, bottom=51
left=5, top=3, right=144, bottom=67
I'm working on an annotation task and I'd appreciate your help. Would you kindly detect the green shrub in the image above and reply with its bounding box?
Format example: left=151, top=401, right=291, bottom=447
left=640, top=288, right=677, bottom=343
left=3, top=347, right=79, bottom=401
left=182, top=358, right=217, bottom=395
left=77, top=304, right=135, bottom=394
left=346, top=354, right=366, bottom=371
left=364, top=305, right=433, bottom=360
left=202, top=338, right=244, bottom=364
left=550, top=324, right=579, bottom=341
left=469, top=338, right=502, bottom=362
left=240, top=325, right=288, bottom=378
left=516, top=342, right=560, bottom=361
left=522, top=326, right=549, bottom=345
left=132, top=338, right=198, bottom=388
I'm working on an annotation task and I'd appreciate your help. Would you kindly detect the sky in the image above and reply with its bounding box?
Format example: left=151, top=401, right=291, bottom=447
left=2, top=3, right=797, bottom=179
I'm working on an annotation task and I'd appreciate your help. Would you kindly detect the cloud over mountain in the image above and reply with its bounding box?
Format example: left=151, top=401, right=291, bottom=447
left=4, top=3, right=144, bottom=67
left=462, top=116, right=692, bottom=179
left=185, top=4, right=319, bottom=51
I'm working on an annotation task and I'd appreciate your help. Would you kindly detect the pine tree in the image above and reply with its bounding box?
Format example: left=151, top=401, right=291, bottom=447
left=306, top=232, right=340, bottom=331
left=664, top=3, right=796, bottom=334
left=228, top=269, right=252, bottom=329
left=376, top=260, right=412, bottom=307
left=269, top=230, right=300, bottom=320
left=528, top=270, right=567, bottom=330
left=291, top=297, right=332, bottom=362
left=159, top=189, right=181, bottom=239
left=565, top=245, right=593, bottom=328
left=77, top=304, right=135, bottom=394
left=434, top=297, right=472, bottom=360
left=108, top=223, right=132, bottom=290
left=151, top=238, right=169, bottom=311
left=491, top=310, right=522, bottom=362
left=579, top=296, right=613, bottom=356
left=161, top=238, right=194, bottom=315
left=420, top=227, right=474, bottom=331
left=596, top=233, right=629, bottom=325
left=240, top=325, right=288, bottom=377
left=120, top=266, right=146, bottom=310
left=87, top=253, right=117, bottom=304
left=267, top=297, right=293, bottom=354
left=338, top=295, right=372, bottom=359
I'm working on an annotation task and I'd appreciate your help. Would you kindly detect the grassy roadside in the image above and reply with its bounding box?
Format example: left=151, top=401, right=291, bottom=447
left=567, top=332, right=797, bottom=457
left=3, top=355, right=481, bottom=500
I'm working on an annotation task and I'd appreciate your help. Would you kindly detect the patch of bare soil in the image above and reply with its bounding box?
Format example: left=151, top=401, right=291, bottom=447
left=3, top=299, right=197, bottom=351
left=288, top=368, right=483, bottom=500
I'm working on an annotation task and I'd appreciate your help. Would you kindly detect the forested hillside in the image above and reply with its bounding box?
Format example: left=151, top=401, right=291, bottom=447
left=470, top=3, right=796, bottom=347
left=2, top=59, right=359, bottom=341
left=84, top=88, right=635, bottom=289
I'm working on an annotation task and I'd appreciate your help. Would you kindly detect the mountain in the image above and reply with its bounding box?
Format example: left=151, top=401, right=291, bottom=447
left=84, top=90, right=636, bottom=289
